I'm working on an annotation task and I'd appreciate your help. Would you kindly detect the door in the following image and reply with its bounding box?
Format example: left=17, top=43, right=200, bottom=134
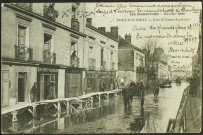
left=65, top=73, right=81, bottom=98
left=44, top=75, right=51, bottom=99
left=18, top=72, right=26, bottom=102
left=1, top=71, right=10, bottom=106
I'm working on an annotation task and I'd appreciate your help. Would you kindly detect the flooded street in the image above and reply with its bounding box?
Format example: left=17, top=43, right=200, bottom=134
left=2, top=82, right=189, bottom=134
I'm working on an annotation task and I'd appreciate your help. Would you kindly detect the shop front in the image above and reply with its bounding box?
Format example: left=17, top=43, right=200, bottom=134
left=84, top=70, right=99, bottom=94
left=97, top=71, right=116, bottom=91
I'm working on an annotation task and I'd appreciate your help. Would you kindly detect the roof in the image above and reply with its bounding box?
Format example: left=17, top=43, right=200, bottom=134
left=86, top=23, right=118, bottom=42
left=118, top=36, right=145, bottom=54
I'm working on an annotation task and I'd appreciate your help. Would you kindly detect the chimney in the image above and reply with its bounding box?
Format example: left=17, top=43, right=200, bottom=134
left=110, top=26, right=118, bottom=39
left=86, top=18, right=92, bottom=25
left=125, top=33, right=131, bottom=43
left=98, top=27, right=106, bottom=33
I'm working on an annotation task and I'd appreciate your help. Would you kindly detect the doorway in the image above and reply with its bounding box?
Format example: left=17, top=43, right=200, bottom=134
left=1, top=71, right=10, bottom=106
left=38, top=72, right=57, bottom=101
left=44, top=75, right=50, bottom=99
left=18, top=72, right=26, bottom=102
left=65, top=73, right=81, bottom=98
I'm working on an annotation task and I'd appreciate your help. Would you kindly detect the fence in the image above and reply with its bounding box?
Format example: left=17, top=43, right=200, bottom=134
left=166, top=86, right=189, bottom=133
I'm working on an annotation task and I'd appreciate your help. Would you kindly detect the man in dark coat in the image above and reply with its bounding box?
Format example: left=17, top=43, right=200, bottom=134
left=100, top=78, right=105, bottom=92
left=30, top=82, right=37, bottom=102
left=122, top=86, right=130, bottom=109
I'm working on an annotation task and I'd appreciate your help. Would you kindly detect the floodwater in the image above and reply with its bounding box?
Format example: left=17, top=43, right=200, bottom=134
left=1, top=82, right=189, bottom=134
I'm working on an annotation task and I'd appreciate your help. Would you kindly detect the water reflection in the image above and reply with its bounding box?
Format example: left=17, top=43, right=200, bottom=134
left=130, top=106, right=145, bottom=133
left=2, top=83, right=188, bottom=134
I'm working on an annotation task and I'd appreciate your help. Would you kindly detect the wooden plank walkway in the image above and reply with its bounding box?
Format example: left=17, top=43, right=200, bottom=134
left=1, top=89, right=122, bottom=121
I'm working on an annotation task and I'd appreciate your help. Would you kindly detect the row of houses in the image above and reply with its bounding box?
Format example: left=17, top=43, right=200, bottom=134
left=1, top=3, right=168, bottom=107
left=1, top=3, right=119, bottom=107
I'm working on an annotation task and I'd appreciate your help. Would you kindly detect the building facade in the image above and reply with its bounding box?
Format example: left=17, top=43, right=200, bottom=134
left=83, top=19, right=118, bottom=94
left=118, top=34, right=146, bottom=85
left=1, top=3, right=119, bottom=107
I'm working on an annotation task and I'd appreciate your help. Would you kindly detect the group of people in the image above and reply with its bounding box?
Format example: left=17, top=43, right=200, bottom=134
left=122, top=79, right=145, bottom=109
left=30, top=82, right=56, bottom=102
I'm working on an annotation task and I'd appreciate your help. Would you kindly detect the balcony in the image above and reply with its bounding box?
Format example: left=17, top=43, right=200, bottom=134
left=71, top=57, right=80, bottom=67
left=14, top=3, right=32, bottom=11
left=15, top=46, right=33, bottom=62
left=101, top=61, right=106, bottom=70
left=136, top=66, right=145, bottom=73
left=88, top=58, right=96, bottom=70
left=71, top=17, right=80, bottom=31
left=43, top=3, right=59, bottom=21
left=43, top=50, right=56, bottom=65
left=110, top=62, right=115, bottom=71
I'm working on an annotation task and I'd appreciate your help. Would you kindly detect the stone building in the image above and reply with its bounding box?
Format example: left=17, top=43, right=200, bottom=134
left=1, top=3, right=119, bottom=107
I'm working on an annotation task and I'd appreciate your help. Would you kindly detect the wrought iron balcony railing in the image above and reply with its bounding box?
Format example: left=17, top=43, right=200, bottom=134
left=71, top=16, right=80, bottom=31
left=43, top=3, right=59, bottom=21
left=136, top=66, right=145, bottom=73
left=88, top=58, right=96, bottom=70
left=101, top=61, right=106, bottom=70
left=71, top=57, right=80, bottom=67
left=15, top=46, right=33, bottom=62
left=43, top=50, right=56, bottom=65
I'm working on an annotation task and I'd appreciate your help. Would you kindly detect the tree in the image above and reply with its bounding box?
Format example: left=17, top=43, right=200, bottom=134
left=141, top=39, right=163, bottom=89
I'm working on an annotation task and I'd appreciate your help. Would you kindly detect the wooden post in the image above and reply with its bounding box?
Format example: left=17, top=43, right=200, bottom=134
left=33, top=105, right=37, bottom=117
left=57, top=102, right=61, bottom=114
left=66, top=101, right=70, bottom=116
left=11, top=111, right=18, bottom=122
left=107, top=93, right=109, bottom=99
left=98, top=94, right=101, bottom=107
left=90, top=97, right=93, bottom=108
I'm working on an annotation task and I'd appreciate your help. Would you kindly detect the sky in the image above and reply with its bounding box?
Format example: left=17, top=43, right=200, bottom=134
left=85, top=2, right=202, bottom=71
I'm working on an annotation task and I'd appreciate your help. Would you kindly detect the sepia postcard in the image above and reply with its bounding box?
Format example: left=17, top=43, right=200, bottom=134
left=1, top=1, right=202, bottom=134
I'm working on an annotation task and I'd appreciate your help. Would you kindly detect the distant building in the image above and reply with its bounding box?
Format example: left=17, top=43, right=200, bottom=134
left=171, top=70, right=192, bottom=80
left=117, top=34, right=146, bottom=85
left=156, top=48, right=169, bottom=84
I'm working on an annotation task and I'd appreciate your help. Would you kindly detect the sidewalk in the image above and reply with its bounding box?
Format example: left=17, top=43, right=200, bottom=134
left=185, top=94, right=202, bottom=133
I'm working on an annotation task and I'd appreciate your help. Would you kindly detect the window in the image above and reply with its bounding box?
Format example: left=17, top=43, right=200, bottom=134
left=101, top=48, right=104, bottom=63
left=44, top=33, right=52, bottom=51
left=111, top=51, right=113, bottom=61
left=18, top=25, right=26, bottom=46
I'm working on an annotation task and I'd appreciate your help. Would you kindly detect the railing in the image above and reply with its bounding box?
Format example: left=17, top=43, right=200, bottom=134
left=43, top=50, right=56, bottom=65
left=136, top=66, right=144, bottom=73
left=71, top=17, right=80, bottom=31
left=166, top=86, right=189, bottom=133
left=88, top=58, right=96, bottom=70
left=15, top=46, right=33, bottom=62
left=43, top=3, right=59, bottom=21
left=71, top=57, right=80, bottom=67
left=101, top=61, right=106, bottom=70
